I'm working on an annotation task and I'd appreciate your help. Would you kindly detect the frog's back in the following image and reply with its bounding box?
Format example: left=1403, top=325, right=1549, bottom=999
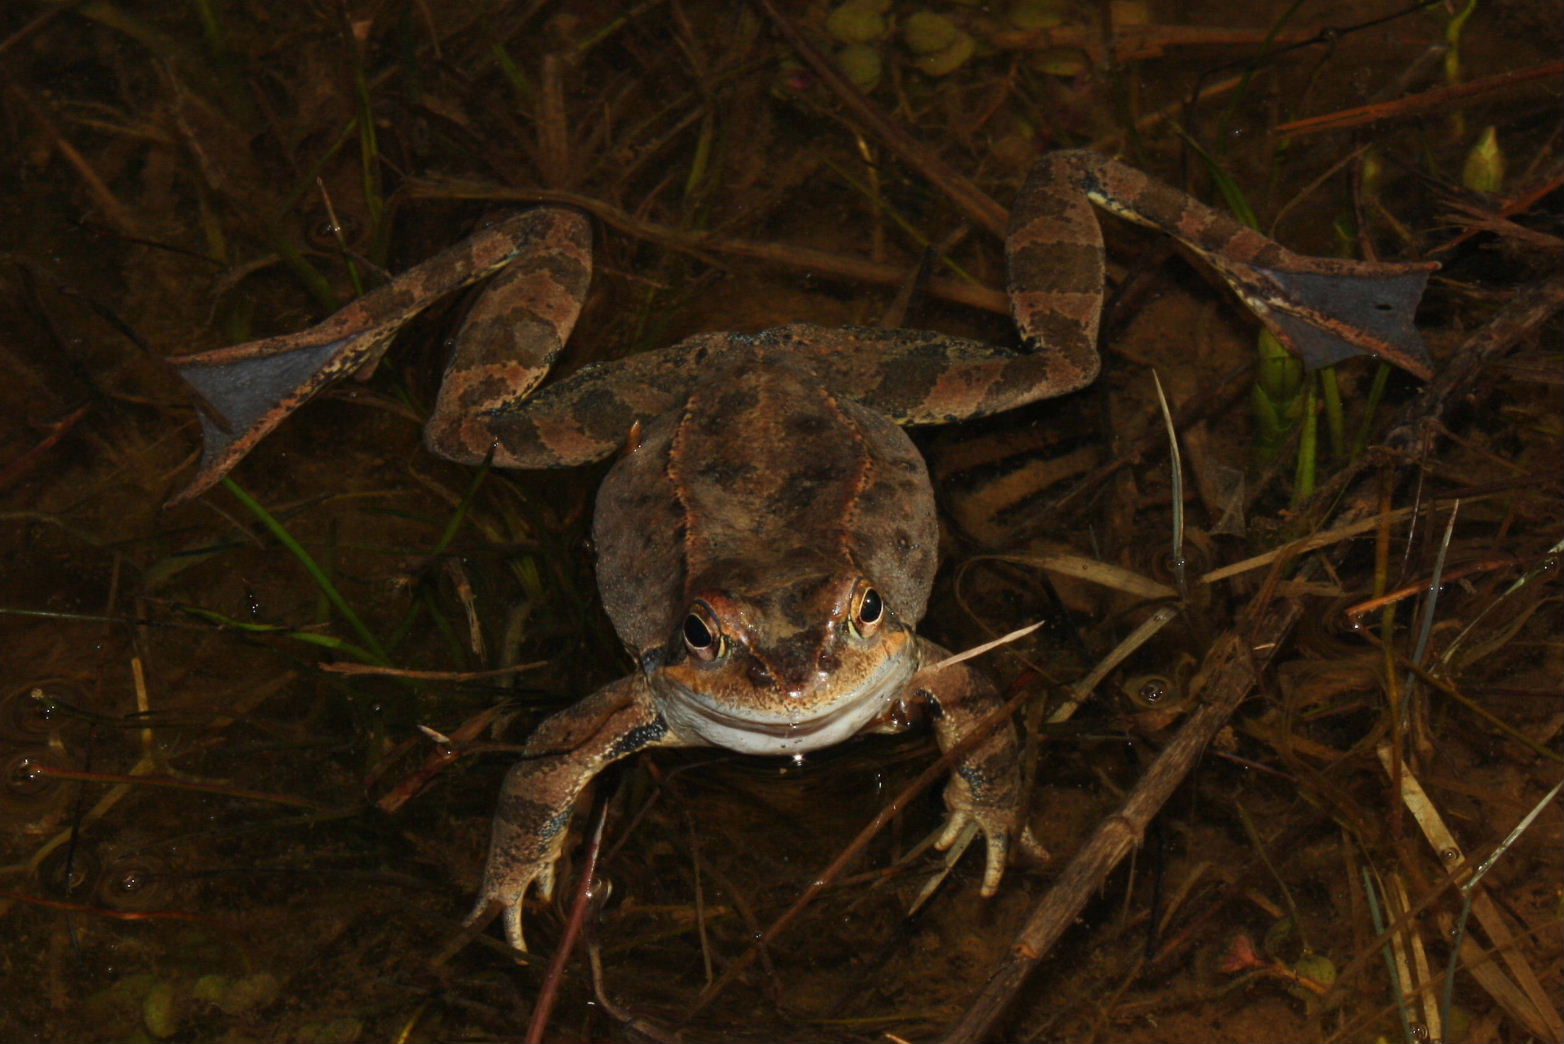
left=593, top=340, right=939, bottom=653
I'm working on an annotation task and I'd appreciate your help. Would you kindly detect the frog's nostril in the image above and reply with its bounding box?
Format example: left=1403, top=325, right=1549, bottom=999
left=817, top=651, right=839, bottom=673
left=746, top=662, right=773, bottom=688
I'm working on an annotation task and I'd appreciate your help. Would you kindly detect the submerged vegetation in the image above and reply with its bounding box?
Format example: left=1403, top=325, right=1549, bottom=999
left=0, top=1, right=1559, bottom=1041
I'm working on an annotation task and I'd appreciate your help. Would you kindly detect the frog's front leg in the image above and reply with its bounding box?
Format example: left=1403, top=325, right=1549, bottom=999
left=910, top=637, right=1043, bottom=896
left=471, top=674, right=698, bottom=951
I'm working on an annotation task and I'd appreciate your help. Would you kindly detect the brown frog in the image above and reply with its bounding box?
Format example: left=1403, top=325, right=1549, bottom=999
left=169, top=152, right=1436, bottom=950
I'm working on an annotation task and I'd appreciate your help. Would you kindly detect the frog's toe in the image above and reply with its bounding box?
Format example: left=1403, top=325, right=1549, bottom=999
left=532, top=860, right=557, bottom=903
left=466, top=889, right=529, bottom=952
left=974, top=822, right=1049, bottom=895
left=932, top=809, right=1008, bottom=893
left=933, top=808, right=977, bottom=854
left=935, top=807, right=1044, bottom=897
left=961, top=817, right=1016, bottom=897
left=501, top=901, right=529, bottom=952
left=468, top=859, right=557, bottom=953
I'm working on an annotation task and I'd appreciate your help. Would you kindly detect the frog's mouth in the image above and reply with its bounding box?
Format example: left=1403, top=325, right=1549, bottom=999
left=654, top=642, right=920, bottom=756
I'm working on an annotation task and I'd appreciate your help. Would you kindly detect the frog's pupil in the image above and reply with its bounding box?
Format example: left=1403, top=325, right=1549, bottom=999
left=859, top=587, right=882, bottom=623
left=684, top=613, right=713, bottom=649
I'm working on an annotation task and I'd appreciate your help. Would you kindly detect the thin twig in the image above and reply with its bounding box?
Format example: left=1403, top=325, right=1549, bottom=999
left=526, top=797, right=610, bottom=1044
left=1273, top=60, right=1563, bottom=137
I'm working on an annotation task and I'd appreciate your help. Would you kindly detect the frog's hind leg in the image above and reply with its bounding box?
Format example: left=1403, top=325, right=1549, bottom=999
left=438, top=333, right=725, bottom=469
left=168, top=208, right=589, bottom=504
left=1025, top=150, right=1437, bottom=378
left=788, top=152, right=1437, bottom=431
left=424, top=210, right=593, bottom=463
left=756, top=324, right=1096, bottom=426
left=1003, top=155, right=1111, bottom=395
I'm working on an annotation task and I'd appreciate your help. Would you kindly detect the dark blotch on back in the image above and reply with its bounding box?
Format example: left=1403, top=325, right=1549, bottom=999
left=787, top=412, right=831, bottom=437
left=694, top=458, right=756, bottom=486
left=712, top=386, right=761, bottom=420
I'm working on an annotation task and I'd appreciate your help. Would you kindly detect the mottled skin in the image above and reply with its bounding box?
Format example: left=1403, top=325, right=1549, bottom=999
left=453, top=335, right=1042, bottom=950
left=167, top=152, right=1437, bottom=951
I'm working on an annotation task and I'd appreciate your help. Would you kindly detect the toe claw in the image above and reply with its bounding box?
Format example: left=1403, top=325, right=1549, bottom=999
left=978, top=828, right=1010, bottom=897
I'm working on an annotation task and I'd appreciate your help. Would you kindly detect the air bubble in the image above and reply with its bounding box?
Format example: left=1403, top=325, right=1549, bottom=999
left=4, top=752, right=54, bottom=797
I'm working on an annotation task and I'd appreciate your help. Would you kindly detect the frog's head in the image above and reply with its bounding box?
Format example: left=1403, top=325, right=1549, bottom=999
left=649, top=560, right=919, bottom=755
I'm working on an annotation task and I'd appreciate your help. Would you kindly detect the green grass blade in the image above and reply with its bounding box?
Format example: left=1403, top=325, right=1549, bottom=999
left=221, top=478, right=392, bottom=666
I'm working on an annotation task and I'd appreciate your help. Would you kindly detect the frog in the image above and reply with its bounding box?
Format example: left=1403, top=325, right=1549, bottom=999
left=167, top=151, right=1437, bottom=950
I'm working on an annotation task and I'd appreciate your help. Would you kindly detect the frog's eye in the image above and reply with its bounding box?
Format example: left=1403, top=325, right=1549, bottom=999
left=1123, top=674, right=1175, bottom=708
left=683, top=603, right=722, bottom=661
left=304, top=213, right=364, bottom=250
left=849, top=582, right=884, bottom=638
